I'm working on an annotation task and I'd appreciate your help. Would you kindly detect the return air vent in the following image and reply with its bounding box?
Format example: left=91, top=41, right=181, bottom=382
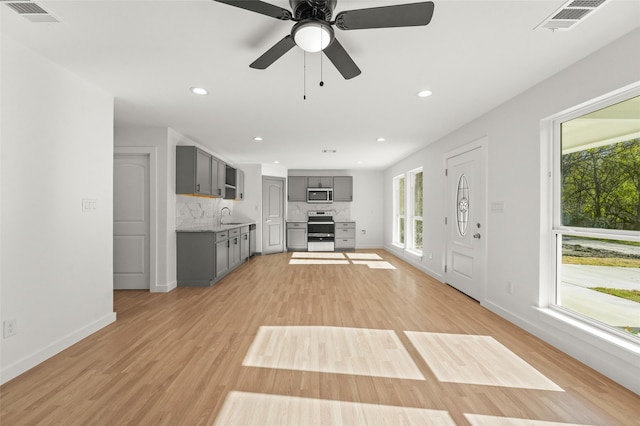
left=536, top=0, right=610, bottom=31
left=2, top=0, right=59, bottom=23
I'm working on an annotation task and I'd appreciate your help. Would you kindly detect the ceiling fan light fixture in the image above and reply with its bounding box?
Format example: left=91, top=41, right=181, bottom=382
left=292, top=20, right=333, bottom=53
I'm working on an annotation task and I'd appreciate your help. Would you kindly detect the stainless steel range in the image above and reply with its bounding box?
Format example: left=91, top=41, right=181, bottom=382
left=307, top=211, right=335, bottom=252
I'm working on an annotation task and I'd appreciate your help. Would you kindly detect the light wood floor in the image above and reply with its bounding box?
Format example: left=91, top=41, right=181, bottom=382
left=1, top=250, right=638, bottom=425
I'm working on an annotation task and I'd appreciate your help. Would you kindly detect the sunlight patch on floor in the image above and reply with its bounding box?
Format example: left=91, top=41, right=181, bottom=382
left=405, top=332, right=564, bottom=391
left=464, top=413, right=594, bottom=426
left=291, top=252, right=346, bottom=259
left=345, top=253, right=383, bottom=260
left=243, top=326, right=425, bottom=380
left=290, top=253, right=394, bottom=269
left=352, top=260, right=396, bottom=269
left=214, top=391, right=456, bottom=426
left=289, top=259, right=350, bottom=265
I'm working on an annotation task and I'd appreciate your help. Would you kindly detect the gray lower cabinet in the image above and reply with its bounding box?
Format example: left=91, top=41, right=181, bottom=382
left=287, top=222, right=307, bottom=251
left=215, top=233, right=229, bottom=280
left=177, top=225, right=252, bottom=287
left=228, top=227, right=241, bottom=269
left=240, top=226, right=250, bottom=260
left=335, top=222, right=356, bottom=251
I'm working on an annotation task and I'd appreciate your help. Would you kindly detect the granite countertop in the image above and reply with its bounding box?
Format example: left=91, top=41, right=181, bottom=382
left=177, top=222, right=255, bottom=233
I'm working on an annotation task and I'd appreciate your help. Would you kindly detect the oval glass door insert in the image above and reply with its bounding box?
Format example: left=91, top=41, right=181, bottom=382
left=456, top=174, right=469, bottom=236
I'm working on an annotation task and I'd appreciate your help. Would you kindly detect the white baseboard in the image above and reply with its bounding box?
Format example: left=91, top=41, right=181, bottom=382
left=153, top=280, right=177, bottom=293
left=483, top=299, right=640, bottom=395
left=383, top=244, right=444, bottom=281
left=0, top=312, right=117, bottom=385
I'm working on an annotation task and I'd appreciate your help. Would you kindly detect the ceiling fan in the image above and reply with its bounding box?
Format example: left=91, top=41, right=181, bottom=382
left=213, top=0, right=435, bottom=79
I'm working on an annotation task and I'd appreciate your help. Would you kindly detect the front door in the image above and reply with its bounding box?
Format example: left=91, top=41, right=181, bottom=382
left=262, top=176, right=285, bottom=255
left=114, top=154, right=150, bottom=290
left=445, top=144, right=486, bottom=301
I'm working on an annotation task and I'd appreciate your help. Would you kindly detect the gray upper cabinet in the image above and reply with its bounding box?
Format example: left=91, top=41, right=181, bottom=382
left=333, top=176, right=353, bottom=202
left=224, top=165, right=237, bottom=199
left=288, top=176, right=307, bottom=202
left=236, top=169, right=245, bottom=200
left=307, top=176, right=332, bottom=188
left=176, top=146, right=212, bottom=196
left=212, top=157, right=226, bottom=198
left=224, top=166, right=245, bottom=200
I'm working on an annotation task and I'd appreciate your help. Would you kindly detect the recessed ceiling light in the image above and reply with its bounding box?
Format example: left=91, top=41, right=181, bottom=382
left=274, top=160, right=280, bottom=164
left=418, top=90, right=432, bottom=98
left=190, top=87, right=208, bottom=95
left=253, top=137, right=263, bottom=141
left=377, top=137, right=386, bottom=142
left=357, top=161, right=363, bottom=165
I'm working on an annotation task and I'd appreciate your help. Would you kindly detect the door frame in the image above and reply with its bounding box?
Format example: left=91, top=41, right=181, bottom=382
left=114, top=146, right=157, bottom=292
left=443, top=136, right=488, bottom=302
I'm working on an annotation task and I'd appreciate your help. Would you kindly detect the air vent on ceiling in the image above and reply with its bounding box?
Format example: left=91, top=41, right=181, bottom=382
left=2, top=0, right=59, bottom=23
left=536, top=0, right=610, bottom=31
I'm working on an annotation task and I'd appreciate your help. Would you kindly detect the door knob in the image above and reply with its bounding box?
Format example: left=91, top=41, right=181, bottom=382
left=473, top=233, right=481, bottom=239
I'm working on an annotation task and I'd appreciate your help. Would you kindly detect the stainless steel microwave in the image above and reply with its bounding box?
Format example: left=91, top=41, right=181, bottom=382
left=307, top=188, right=333, bottom=203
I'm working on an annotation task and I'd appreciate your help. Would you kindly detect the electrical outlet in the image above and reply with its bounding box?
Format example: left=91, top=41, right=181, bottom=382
left=361, top=229, right=366, bottom=235
left=507, top=281, right=513, bottom=295
left=3, top=319, right=17, bottom=338
left=428, top=252, right=433, bottom=259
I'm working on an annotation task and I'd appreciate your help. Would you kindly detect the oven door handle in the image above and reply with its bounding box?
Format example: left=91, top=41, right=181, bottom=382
left=307, top=221, right=335, bottom=225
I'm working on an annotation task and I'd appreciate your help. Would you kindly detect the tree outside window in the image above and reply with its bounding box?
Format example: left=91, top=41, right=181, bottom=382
left=411, top=170, right=423, bottom=251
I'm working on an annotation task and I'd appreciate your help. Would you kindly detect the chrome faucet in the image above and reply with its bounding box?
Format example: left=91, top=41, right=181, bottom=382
left=220, top=206, right=231, bottom=225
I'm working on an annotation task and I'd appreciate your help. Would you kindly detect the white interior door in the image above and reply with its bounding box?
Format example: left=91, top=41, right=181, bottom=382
left=445, top=145, right=486, bottom=301
left=262, top=176, right=285, bottom=255
left=114, top=154, right=150, bottom=290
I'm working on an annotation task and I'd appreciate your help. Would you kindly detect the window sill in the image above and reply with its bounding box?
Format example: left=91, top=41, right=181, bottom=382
left=536, top=306, right=639, bottom=365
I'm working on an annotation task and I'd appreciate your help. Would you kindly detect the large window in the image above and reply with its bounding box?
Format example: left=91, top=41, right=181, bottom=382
left=552, top=91, right=640, bottom=341
left=393, top=169, right=423, bottom=254
left=409, top=168, right=424, bottom=252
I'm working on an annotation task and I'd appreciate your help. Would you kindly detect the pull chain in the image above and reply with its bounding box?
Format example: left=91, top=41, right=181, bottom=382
left=319, top=32, right=324, bottom=87
left=303, top=51, right=307, bottom=100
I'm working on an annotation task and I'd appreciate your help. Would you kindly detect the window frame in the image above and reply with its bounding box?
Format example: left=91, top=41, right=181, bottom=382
left=392, top=174, right=405, bottom=247
left=547, top=82, right=640, bottom=343
left=392, top=168, right=424, bottom=255
left=407, top=167, right=424, bottom=255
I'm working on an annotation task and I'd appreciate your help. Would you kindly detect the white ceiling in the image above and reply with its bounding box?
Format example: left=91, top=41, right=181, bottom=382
left=2, top=0, right=639, bottom=170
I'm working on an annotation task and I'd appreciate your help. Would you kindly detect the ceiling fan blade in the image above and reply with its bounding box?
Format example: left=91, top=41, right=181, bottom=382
left=335, top=2, right=434, bottom=30
left=323, top=38, right=361, bottom=80
left=250, top=35, right=296, bottom=69
left=213, top=0, right=292, bottom=20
